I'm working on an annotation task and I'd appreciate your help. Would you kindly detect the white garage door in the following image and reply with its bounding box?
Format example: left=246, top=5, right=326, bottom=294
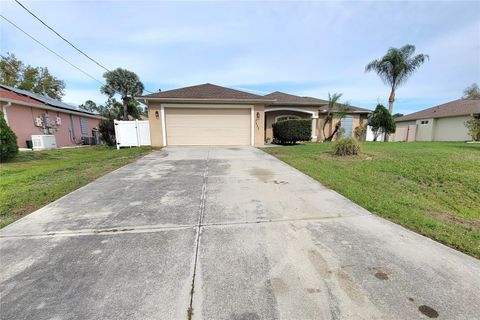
left=165, top=108, right=251, bottom=145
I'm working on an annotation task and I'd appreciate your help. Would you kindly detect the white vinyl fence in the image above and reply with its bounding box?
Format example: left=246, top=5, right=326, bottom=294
left=114, top=120, right=151, bottom=149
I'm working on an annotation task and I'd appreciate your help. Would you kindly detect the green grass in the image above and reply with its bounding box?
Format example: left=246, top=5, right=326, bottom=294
left=0, top=146, right=153, bottom=228
left=264, top=142, right=480, bottom=259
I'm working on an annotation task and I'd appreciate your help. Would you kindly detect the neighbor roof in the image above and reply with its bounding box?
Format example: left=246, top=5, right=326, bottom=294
left=396, top=99, right=480, bottom=122
left=0, top=87, right=44, bottom=107
left=264, top=91, right=328, bottom=105
left=0, top=84, right=99, bottom=116
left=265, top=91, right=371, bottom=113
left=140, top=83, right=275, bottom=102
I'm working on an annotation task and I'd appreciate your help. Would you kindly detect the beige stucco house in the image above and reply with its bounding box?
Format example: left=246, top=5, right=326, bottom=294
left=394, top=99, right=480, bottom=142
left=139, top=83, right=371, bottom=147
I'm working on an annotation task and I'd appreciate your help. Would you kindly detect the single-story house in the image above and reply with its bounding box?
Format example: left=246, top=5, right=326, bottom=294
left=0, top=84, right=103, bottom=148
left=139, top=83, right=371, bottom=147
left=394, top=99, right=480, bottom=142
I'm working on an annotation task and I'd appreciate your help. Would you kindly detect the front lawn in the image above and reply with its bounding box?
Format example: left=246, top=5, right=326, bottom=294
left=0, top=146, right=152, bottom=228
left=264, top=142, right=480, bottom=259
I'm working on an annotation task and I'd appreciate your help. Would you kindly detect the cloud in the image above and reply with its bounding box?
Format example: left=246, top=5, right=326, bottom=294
left=1, top=0, right=479, bottom=115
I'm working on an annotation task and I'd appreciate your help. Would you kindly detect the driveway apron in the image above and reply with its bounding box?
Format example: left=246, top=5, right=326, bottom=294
left=1, top=146, right=479, bottom=319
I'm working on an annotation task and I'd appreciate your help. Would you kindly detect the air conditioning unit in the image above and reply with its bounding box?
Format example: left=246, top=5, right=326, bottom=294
left=31, top=135, right=57, bottom=150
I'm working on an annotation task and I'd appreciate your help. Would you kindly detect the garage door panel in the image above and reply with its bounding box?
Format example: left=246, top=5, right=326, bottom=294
left=165, top=108, right=251, bottom=146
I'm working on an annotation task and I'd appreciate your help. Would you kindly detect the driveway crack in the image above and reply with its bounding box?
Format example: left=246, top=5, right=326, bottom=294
left=187, top=147, right=210, bottom=319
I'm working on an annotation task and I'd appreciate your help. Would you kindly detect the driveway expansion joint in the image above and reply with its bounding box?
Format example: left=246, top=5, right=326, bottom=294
left=187, top=147, right=210, bottom=319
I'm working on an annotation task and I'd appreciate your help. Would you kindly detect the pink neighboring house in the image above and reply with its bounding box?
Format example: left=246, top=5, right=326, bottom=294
left=0, top=85, right=103, bottom=148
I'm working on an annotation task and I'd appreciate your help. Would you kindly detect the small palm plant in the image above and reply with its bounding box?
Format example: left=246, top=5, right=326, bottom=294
left=322, top=93, right=351, bottom=142
left=365, top=44, right=428, bottom=114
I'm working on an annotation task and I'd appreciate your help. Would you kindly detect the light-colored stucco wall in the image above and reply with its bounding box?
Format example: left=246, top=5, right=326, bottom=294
left=433, top=116, right=471, bottom=141
left=253, top=104, right=265, bottom=146
left=0, top=102, right=100, bottom=148
left=415, top=118, right=435, bottom=141
left=147, top=103, right=163, bottom=147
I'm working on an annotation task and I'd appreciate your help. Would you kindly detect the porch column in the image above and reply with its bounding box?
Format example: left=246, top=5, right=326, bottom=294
left=311, top=117, right=318, bottom=141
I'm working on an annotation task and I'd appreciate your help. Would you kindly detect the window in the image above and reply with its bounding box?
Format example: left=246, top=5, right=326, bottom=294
left=80, top=117, right=88, bottom=135
left=275, top=115, right=301, bottom=122
left=420, top=120, right=429, bottom=124
left=341, top=115, right=354, bottom=137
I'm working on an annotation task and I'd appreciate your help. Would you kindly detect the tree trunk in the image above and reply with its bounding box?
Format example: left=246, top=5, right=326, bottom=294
left=325, top=122, right=341, bottom=141
left=388, top=88, right=395, bottom=114
left=322, top=114, right=332, bottom=142
left=385, top=88, right=396, bottom=142
left=122, top=96, right=128, bottom=120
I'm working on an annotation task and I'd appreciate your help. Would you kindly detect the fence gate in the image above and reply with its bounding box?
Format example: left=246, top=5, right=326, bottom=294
left=114, top=120, right=151, bottom=149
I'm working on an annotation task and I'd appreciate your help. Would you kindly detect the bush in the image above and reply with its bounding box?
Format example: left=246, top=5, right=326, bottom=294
left=99, top=117, right=116, bottom=146
left=333, top=137, right=360, bottom=156
left=354, top=123, right=368, bottom=141
left=465, top=115, right=480, bottom=141
left=0, top=113, right=18, bottom=162
left=272, top=119, right=311, bottom=144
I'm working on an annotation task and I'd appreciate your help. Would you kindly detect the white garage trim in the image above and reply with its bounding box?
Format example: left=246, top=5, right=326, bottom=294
left=161, top=105, right=167, bottom=146
left=250, top=106, right=254, bottom=146
left=160, top=104, right=254, bottom=146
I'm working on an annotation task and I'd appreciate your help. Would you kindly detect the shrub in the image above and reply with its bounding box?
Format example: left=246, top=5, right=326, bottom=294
left=368, top=104, right=396, bottom=141
left=354, top=123, right=368, bottom=141
left=465, top=115, right=480, bottom=141
left=333, top=137, right=360, bottom=156
left=99, top=117, right=116, bottom=146
left=0, top=113, right=18, bottom=162
left=272, top=119, right=311, bottom=144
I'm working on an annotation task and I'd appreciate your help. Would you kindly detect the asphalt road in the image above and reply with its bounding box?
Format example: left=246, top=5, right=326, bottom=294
left=1, top=146, right=479, bottom=320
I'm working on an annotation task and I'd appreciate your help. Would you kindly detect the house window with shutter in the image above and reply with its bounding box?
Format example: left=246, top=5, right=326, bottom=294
left=80, top=117, right=88, bottom=135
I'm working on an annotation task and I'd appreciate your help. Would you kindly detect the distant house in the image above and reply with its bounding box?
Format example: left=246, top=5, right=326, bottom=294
left=0, top=85, right=103, bottom=149
left=394, top=99, right=480, bottom=142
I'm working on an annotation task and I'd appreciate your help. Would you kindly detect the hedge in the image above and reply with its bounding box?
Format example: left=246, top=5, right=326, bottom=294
left=0, top=113, right=18, bottom=162
left=272, top=119, right=311, bottom=144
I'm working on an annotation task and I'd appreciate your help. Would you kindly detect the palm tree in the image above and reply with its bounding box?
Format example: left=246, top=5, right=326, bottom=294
left=101, top=68, right=144, bottom=120
left=322, top=93, right=351, bottom=141
left=365, top=45, right=428, bottom=114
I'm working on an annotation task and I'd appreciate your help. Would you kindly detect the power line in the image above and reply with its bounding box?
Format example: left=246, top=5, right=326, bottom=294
left=1, top=14, right=105, bottom=86
left=14, top=0, right=110, bottom=72
left=13, top=0, right=155, bottom=94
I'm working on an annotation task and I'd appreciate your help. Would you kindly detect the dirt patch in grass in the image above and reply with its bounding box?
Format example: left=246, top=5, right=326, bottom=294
left=424, top=211, right=480, bottom=230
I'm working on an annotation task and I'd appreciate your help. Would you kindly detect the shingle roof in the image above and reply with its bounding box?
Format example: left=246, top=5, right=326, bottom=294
left=265, top=91, right=371, bottom=113
left=396, top=99, right=480, bottom=122
left=0, top=87, right=45, bottom=107
left=264, top=91, right=328, bottom=105
left=0, top=84, right=98, bottom=116
left=140, top=83, right=273, bottom=101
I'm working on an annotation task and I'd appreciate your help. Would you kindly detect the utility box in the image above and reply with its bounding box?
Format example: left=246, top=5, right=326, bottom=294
left=31, top=135, right=57, bottom=150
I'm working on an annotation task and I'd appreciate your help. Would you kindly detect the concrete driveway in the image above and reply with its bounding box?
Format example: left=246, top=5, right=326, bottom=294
left=1, top=147, right=479, bottom=320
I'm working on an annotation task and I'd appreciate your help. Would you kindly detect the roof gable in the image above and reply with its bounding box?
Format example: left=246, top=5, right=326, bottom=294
left=396, top=99, right=480, bottom=122
left=140, top=83, right=270, bottom=101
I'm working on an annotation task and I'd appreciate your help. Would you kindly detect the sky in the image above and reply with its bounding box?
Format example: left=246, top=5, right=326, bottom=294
left=1, top=0, right=479, bottom=115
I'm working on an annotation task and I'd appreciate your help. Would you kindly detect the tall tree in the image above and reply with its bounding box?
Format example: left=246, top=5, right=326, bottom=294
left=462, top=83, right=480, bottom=99
left=365, top=45, right=429, bottom=114
left=322, top=93, right=351, bottom=142
left=0, top=53, right=23, bottom=87
left=101, top=68, right=144, bottom=120
left=0, top=53, right=65, bottom=100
